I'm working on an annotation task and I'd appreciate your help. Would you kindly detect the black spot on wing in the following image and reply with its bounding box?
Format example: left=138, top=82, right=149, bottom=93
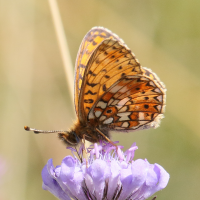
left=105, top=75, right=110, bottom=79
left=86, top=81, right=98, bottom=87
left=121, top=73, right=126, bottom=77
left=88, top=70, right=96, bottom=77
left=84, top=99, right=94, bottom=104
left=106, top=109, right=112, bottom=113
left=85, top=90, right=97, bottom=95
left=103, top=84, right=107, bottom=91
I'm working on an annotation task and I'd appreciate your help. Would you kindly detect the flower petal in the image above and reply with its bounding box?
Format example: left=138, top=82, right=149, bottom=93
left=42, top=163, right=71, bottom=200
left=107, top=160, right=121, bottom=199
left=119, top=159, right=148, bottom=200
left=58, top=156, right=86, bottom=200
left=87, top=159, right=110, bottom=200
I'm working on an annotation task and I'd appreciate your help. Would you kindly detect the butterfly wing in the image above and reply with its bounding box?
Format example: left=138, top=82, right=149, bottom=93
left=74, top=27, right=125, bottom=117
left=78, top=38, right=143, bottom=121
left=75, top=27, right=166, bottom=132
left=88, top=71, right=166, bottom=131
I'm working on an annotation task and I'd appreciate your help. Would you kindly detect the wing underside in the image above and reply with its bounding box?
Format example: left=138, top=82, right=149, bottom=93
left=74, top=27, right=125, bottom=117
left=88, top=73, right=166, bottom=131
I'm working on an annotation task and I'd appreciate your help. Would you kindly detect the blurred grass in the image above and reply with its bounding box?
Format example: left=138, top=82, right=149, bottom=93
left=0, top=0, right=200, bottom=199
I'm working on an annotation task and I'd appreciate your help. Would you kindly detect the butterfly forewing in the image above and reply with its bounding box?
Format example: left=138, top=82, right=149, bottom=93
left=78, top=39, right=143, bottom=121
left=74, top=27, right=125, bottom=117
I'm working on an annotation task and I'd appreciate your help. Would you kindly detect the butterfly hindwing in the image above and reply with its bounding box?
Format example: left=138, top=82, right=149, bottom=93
left=87, top=72, right=166, bottom=131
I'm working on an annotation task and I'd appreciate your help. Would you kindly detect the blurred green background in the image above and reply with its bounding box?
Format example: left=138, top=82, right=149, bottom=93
left=1, top=0, right=200, bottom=199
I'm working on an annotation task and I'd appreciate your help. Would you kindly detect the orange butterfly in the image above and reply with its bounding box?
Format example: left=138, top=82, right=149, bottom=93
left=25, top=27, right=166, bottom=146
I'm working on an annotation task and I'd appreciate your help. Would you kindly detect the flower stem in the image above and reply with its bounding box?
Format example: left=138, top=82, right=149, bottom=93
left=48, top=0, right=74, bottom=105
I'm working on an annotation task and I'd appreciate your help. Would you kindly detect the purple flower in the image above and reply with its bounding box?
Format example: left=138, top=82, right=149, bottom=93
left=42, top=142, right=169, bottom=200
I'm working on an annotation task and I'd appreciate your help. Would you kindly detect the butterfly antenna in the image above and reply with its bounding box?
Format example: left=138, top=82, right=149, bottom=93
left=24, top=126, right=66, bottom=134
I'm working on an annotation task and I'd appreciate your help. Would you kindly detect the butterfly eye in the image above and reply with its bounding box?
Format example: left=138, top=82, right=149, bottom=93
left=58, top=131, right=80, bottom=146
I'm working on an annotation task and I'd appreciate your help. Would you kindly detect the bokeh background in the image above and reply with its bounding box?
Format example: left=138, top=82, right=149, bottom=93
left=1, top=0, right=200, bottom=199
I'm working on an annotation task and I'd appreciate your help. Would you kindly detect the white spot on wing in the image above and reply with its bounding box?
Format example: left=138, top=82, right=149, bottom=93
left=103, top=117, right=113, bottom=124
left=117, top=112, right=131, bottom=121
left=139, top=112, right=144, bottom=120
left=156, top=105, right=162, bottom=112
left=99, top=115, right=106, bottom=121
left=119, top=86, right=129, bottom=93
left=116, top=97, right=130, bottom=109
left=88, top=111, right=95, bottom=119
left=95, top=111, right=102, bottom=118
left=108, top=98, right=114, bottom=105
left=110, top=85, right=122, bottom=93
left=154, top=88, right=161, bottom=93
left=157, top=95, right=163, bottom=102
left=119, top=106, right=128, bottom=112
left=111, top=99, right=119, bottom=105
left=149, top=81, right=156, bottom=87
left=96, top=101, right=107, bottom=109
left=122, top=122, right=129, bottom=128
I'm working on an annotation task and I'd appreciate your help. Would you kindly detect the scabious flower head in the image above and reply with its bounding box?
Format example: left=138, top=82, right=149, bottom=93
left=42, top=141, right=169, bottom=200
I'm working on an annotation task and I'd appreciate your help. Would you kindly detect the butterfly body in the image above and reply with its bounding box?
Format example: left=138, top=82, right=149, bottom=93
left=58, top=27, right=166, bottom=146
left=59, top=119, right=110, bottom=146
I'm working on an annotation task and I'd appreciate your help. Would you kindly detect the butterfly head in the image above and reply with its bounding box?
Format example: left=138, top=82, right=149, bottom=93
left=58, top=131, right=80, bottom=146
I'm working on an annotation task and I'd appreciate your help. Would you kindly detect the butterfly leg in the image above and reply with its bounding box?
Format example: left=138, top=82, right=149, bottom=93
left=95, top=128, right=118, bottom=150
left=82, top=134, right=89, bottom=168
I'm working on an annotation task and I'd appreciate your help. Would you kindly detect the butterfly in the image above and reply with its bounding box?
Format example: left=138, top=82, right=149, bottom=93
left=25, top=27, right=166, bottom=146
